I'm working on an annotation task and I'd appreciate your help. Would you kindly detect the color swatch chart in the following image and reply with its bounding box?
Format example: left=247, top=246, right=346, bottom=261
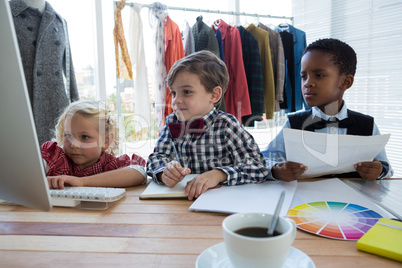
left=287, top=201, right=382, bottom=240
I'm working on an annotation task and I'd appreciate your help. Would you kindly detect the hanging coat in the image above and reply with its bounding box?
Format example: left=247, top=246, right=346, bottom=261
left=192, top=16, right=220, bottom=58
left=164, top=16, right=185, bottom=119
left=237, top=26, right=264, bottom=118
left=128, top=3, right=151, bottom=130
left=182, top=21, right=195, bottom=56
left=149, top=3, right=168, bottom=132
left=246, top=24, right=276, bottom=120
left=213, top=19, right=251, bottom=122
left=258, top=23, right=285, bottom=112
left=276, top=24, right=307, bottom=112
left=10, top=0, right=79, bottom=145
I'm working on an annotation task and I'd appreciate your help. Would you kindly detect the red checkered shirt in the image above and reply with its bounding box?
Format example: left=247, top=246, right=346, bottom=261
left=41, top=141, right=146, bottom=177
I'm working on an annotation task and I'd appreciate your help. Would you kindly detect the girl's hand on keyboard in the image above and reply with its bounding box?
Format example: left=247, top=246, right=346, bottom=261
left=47, top=175, right=84, bottom=189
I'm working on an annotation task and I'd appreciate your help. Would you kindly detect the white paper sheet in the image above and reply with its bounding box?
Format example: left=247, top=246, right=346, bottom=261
left=139, top=174, right=198, bottom=199
left=283, top=129, right=390, bottom=178
left=343, top=180, right=402, bottom=220
left=290, top=178, right=393, bottom=218
left=189, top=180, right=297, bottom=216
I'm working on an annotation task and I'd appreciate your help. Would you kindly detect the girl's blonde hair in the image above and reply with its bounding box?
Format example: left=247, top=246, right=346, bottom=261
left=55, top=100, right=119, bottom=155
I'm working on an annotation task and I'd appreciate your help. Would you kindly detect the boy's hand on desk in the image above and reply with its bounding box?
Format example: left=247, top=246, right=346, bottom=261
left=160, top=161, right=191, bottom=187
left=272, top=161, right=307, bottom=181
left=354, top=159, right=383, bottom=181
left=185, top=170, right=227, bottom=201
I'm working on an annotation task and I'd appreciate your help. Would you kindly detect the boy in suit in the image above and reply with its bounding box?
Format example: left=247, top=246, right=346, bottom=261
left=262, top=38, right=393, bottom=181
left=147, top=50, right=269, bottom=200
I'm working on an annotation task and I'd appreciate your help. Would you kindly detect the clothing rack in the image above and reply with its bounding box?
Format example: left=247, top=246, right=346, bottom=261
left=121, top=2, right=294, bottom=24
left=113, top=0, right=291, bottom=133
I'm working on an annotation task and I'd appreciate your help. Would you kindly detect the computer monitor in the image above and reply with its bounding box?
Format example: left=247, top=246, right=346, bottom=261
left=0, top=0, right=52, bottom=211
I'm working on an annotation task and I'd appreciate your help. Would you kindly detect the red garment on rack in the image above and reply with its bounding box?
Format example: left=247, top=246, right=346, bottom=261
left=212, top=20, right=251, bottom=123
left=164, top=16, right=185, bottom=119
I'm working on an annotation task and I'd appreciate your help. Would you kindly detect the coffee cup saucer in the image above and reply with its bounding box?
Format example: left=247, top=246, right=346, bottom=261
left=196, top=242, right=315, bottom=268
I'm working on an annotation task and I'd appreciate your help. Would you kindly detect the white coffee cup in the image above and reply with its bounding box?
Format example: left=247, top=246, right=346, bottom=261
left=222, top=213, right=297, bottom=268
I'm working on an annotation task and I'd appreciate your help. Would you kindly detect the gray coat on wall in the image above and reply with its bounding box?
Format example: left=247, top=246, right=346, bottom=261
left=10, top=0, right=79, bottom=145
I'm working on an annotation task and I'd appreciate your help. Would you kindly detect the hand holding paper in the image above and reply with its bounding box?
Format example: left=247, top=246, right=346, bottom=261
left=272, top=161, right=308, bottom=181
left=283, top=129, right=390, bottom=178
left=354, top=160, right=384, bottom=181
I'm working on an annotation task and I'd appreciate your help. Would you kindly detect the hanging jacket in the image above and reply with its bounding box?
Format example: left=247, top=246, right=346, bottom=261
left=213, top=20, right=251, bottom=122
left=10, top=0, right=79, bottom=145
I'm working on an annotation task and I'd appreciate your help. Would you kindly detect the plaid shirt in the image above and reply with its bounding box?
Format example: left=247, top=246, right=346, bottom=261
left=41, top=141, right=146, bottom=177
left=146, top=109, right=269, bottom=185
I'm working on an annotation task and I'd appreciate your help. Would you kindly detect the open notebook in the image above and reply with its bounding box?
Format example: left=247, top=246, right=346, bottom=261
left=139, top=174, right=199, bottom=199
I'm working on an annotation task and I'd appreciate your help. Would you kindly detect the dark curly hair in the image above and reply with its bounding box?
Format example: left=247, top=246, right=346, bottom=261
left=303, top=38, right=357, bottom=76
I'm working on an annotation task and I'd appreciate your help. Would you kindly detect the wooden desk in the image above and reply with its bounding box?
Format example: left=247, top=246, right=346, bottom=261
left=0, top=184, right=400, bottom=268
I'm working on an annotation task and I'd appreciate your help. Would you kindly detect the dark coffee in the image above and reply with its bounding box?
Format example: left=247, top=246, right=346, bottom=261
left=234, top=227, right=281, bottom=238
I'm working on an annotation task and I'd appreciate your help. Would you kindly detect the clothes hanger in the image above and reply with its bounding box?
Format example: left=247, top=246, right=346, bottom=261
left=262, top=18, right=276, bottom=30
left=213, top=18, right=221, bottom=30
left=183, top=7, right=188, bottom=23
left=212, top=10, right=222, bottom=29
left=278, top=18, right=289, bottom=31
left=242, top=12, right=250, bottom=28
left=205, top=10, right=212, bottom=27
left=246, top=14, right=258, bottom=28
left=255, top=14, right=260, bottom=25
left=181, top=7, right=189, bottom=30
left=196, top=15, right=204, bottom=32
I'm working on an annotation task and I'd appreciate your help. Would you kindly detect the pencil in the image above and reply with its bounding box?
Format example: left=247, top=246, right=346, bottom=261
left=171, top=141, right=181, bottom=166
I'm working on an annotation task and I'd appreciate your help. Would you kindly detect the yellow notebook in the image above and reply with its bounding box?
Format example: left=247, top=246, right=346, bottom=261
left=357, top=218, right=402, bottom=262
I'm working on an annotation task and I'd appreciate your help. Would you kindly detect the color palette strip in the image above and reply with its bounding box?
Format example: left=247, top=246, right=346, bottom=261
left=287, top=201, right=382, bottom=240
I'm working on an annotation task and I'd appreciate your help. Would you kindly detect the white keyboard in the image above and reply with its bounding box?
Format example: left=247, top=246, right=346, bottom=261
left=50, top=187, right=126, bottom=208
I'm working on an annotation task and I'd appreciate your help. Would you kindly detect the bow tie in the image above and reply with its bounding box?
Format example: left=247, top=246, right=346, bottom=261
left=168, top=118, right=205, bottom=138
left=305, top=117, right=352, bottom=131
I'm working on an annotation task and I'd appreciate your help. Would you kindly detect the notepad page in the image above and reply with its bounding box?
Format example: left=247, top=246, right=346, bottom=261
left=189, top=180, right=297, bottom=215
left=140, top=174, right=199, bottom=199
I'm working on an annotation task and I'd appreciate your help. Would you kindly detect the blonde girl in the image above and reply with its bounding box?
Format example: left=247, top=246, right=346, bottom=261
left=41, top=100, right=147, bottom=189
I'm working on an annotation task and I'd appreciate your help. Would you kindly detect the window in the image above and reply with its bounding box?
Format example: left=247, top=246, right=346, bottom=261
left=48, top=0, right=97, bottom=100
left=49, top=0, right=292, bottom=158
left=293, top=0, right=402, bottom=177
left=103, top=0, right=292, bottom=157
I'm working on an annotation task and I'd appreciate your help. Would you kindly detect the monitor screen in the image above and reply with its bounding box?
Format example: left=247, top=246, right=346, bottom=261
left=0, top=0, right=52, bottom=211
